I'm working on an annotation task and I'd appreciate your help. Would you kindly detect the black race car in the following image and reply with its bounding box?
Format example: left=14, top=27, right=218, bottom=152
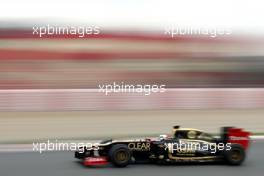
left=75, top=126, right=250, bottom=167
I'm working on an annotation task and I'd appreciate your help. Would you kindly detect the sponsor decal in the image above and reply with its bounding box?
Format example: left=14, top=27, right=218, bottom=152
left=229, top=136, right=248, bottom=140
left=128, top=142, right=150, bottom=151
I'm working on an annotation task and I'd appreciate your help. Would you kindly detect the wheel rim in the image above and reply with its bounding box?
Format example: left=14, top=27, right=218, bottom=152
left=231, top=149, right=241, bottom=161
left=116, top=150, right=128, bottom=162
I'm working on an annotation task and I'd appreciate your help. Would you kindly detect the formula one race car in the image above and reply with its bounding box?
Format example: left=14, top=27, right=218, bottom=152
left=75, top=126, right=250, bottom=167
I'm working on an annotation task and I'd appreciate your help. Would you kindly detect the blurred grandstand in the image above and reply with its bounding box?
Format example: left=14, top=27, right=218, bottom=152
left=1, top=26, right=264, bottom=111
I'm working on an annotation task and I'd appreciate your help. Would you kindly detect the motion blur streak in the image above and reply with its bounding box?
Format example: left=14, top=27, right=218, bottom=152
left=1, top=25, right=264, bottom=142
left=0, top=89, right=263, bottom=111
left=1, top=30, right=264, bottom=89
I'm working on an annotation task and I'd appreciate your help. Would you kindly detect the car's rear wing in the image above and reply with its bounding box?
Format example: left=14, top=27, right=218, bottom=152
left=221, top=127, right=251, bottom=150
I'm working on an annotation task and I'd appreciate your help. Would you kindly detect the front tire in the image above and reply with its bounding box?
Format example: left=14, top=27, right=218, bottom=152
left=108, top=144, right=131, bottom=167
left=224, top=144, right=245, bottom=165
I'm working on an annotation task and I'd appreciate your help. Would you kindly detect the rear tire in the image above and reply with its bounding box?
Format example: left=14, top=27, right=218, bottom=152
left=224, top=144, right=245, bottom=165
left=108, top=144, right=131, bottom=167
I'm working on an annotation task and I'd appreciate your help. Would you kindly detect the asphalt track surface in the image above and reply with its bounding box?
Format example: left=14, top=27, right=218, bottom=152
left=0, top=140, right=263, bottom=176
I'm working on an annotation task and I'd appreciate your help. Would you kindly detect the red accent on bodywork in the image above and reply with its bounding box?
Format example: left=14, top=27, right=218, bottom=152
left=83, top=157, right=109, bottom=166
left=227, top=128, right=251, bottom=150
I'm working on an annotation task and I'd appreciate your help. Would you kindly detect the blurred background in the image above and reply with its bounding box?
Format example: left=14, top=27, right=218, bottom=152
left=0, top=0, right=264, bottom=143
